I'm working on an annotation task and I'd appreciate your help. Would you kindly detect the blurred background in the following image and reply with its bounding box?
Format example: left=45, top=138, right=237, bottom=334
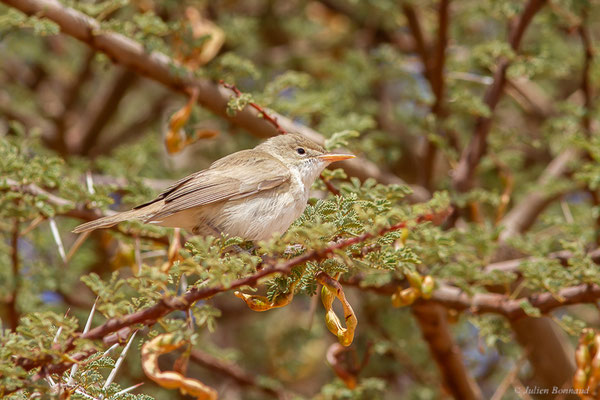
left=2, top=0, right=600, bottom=399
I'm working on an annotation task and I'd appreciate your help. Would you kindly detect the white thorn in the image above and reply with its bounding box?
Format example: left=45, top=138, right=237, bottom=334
left=75, top=387, right=100, bottom=400
left=67, top=298, right=98, bottom=385
left=448, top=71, right=494, bottom=86
left=49, top=218, right=67, bottom=264
left=102, top=343, right=119, bottom=357
left=53, top=309, right=70, bottom=343
left=103, top=331, right=138, bottom=390
left=46, top=376, right=56, bottom=387
left=112, top=382, right=144, bottom=397
left=53, top=326, right=63, bottom=344
left=83, top=298, right=98, bottom=334
left=560, top=199, right=574, bottom=224
left=86, top=171, right=96, bottom=195
left=140, top=249, right=167, bottom=259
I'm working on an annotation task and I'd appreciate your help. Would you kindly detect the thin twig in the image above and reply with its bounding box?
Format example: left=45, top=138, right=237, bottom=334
left=220, top=81, right=287, bottom=135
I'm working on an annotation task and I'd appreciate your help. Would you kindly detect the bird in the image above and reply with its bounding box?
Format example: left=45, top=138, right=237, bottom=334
left=73, top=133, right=355, bottom=240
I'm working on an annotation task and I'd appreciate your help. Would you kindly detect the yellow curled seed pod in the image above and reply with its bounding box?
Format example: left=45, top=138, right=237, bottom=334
left=142, top=333, right=218, bottom=400
left=234, top=284, right=296, bottom=312
left=399, top=287, right=419, bottom=306
left=576, top=344, right=591, bottom=369
left=405, top=271, right=423, bottom=291
left=573, top=368, right=588, bottom=391
left=234, top=292, right=270, bottom=311
left=325, top=310, right=343, bottom=335
left=316, top=272, right=358, bottom=347
left=421, top=276, right=435, bottom=299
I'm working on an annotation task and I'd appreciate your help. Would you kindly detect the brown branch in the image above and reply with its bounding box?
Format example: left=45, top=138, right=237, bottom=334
left=0, top=0, right=429, bottom=202
left=320, top=175, right=341, bottom=196
left=220, top=81, right=287, bottom=135
left=428, top=283, right=600, bottom=320
left=402, top=5, right=432, bottom=81
left=346, top=279, right=600, bottom=321
left=578, top=22, right=593, bottom=133
left=4, top=178, right=170, bottom=246
left=430, top=0, right=450, bottom=114
left=6, top=219, right=20, bottom=331
left=79, top=212, right=442, bottom=342
left=395, top=9, right=482, bottom=395
left=421, top=0, right=451, bottom=189
left=452, top=0, right=547, bottom=192
left=411, top=303, right=483, bottom=400
left=10, top=211, right=447, bottom=391
left=484, top=248, right=600, bottom=275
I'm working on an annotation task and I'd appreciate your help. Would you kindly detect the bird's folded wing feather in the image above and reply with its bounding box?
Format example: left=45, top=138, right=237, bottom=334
left=140, top=151, right=290, bottom=220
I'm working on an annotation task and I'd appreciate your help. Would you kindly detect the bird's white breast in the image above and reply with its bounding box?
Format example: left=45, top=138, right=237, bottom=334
left=218, top=177, right=307, bottom=241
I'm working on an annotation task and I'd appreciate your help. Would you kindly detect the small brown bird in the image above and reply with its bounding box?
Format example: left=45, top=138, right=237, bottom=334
left=73, top=133, right=355, bottom=240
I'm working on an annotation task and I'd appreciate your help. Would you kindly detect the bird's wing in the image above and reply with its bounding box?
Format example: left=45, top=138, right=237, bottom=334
left=141, top=151, right=290, bottom=220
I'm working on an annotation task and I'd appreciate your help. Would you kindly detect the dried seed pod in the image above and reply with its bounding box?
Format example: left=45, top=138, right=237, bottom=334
left=234, top=283, right=296, bottom=312
left=573, top=368, right=588, bottom=392
left=590, top=349, right=600, bottom=381
left=405, top=270, right=423, bottom=291
left=142, top=333, right=217, bottom=400
left=576, top=344, right=591, bottom=369
left=391, top=287, right=420, bottom=307
left=421, top=276, right=435, bottom=299
left=316, top=272, right=357, bottom=347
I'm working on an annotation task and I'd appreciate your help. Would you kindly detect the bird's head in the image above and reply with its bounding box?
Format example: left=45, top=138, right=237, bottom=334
left=258, top=133, right=355, bottom=186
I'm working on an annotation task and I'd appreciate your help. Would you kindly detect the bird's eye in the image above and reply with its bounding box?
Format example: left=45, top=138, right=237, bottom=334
left=296, top=148, right=306, bottom=155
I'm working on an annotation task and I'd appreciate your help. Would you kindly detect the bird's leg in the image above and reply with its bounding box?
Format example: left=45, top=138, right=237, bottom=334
left=161, top=228, right=183, bottom=272
left=201, top=221, right=250, bottom=255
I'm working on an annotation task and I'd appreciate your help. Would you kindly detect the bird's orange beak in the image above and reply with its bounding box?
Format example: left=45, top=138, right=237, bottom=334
left=318, top=153, right=356, bottom=162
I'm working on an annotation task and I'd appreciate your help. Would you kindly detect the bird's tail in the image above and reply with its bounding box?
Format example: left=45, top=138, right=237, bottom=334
left=72, top=202, right=162, bottom=233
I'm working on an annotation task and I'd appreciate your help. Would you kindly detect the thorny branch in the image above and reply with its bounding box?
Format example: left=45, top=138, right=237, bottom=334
left=9, top=211, right=448, bottom=392
left=343, top=279, right=600, bottom=321
left=3, top=178, right=170, bottom=246
left=220, top=81, right=286, bottom=136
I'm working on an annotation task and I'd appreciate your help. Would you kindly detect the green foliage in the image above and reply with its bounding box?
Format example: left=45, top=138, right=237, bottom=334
left=2, top=0, right=600, bottom=399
